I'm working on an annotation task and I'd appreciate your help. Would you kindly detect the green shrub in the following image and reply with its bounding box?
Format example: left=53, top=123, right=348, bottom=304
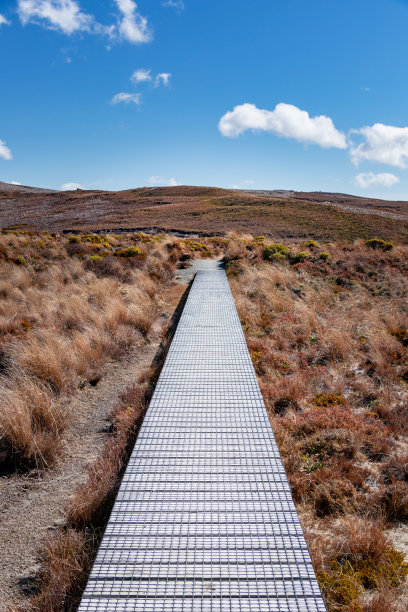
left=82, top=234, right=106, bottom=245
left=319, top=547, right=408, bottom=609
left=312, top=393, right=346, bottom=407
left=365, top=238, right=393, bottom=251
left=290, top=251, right=310, bottom=264
left=305, top=240, right=320, bottom=248
left=68, top=235, right=81, bottom=244
left=319, top=252, right=331, bottom=261
left=253, top=235, right=266, bottom=245
left=14, top=256, right=26, bottom=265
left=90, top=255, right=103, bottom=262
left=183, top=240, right=212, bottom=254
left=262, top=243, right=290, bottom=261
left=318, top=569, right=361, bottom=609
left=115, top=246, right=143, bottom=258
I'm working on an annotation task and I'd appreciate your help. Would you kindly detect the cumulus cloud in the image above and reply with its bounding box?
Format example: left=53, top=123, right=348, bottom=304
left=115, top=0, right=152, bottom=44
left=131, top=68, right=171, bottom=87
left=148, top=176, right=181, bottom=186
left=350, top=123, right=408, bottom=168
left=218, top=102, right=347, bottom=149
left=111, top=92, right=141, bottom=105
left=17, top=1, right=151, bottom=43
left=131, top=68, right=152, bottom=83
left=0, top=139, right=12, bottom=160
left=61, top=182, right=83, bottom=190
left=162, top=0, right=184, bottom=9
left=0, top=14, right=11, bottom=26
left=10, top=181, right=22, bottom=185
left=156, top=72, right=171, bottom=86
left=353, top=172, right=400, bottom=189
left=17, top=0, right=98, bottom=35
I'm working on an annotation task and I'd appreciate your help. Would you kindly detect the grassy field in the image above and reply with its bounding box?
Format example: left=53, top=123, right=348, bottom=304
left=227, top=235, right=408, bottom=610
left=1, top=227, right=408, bottom=610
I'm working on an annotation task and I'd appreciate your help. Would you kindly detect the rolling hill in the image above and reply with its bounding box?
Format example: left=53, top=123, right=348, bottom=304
left=0, top=183, right=407, bottom=243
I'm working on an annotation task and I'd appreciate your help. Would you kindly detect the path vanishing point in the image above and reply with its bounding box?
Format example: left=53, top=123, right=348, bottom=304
left=79, top=260, right=326, bottom=611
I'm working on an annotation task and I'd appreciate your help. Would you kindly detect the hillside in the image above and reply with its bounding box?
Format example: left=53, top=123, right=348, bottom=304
left=0, top=184, right=407, bottom=243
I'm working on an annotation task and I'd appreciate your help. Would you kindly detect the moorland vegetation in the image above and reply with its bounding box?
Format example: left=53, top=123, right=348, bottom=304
left=0, top=229, right=408, bottom=610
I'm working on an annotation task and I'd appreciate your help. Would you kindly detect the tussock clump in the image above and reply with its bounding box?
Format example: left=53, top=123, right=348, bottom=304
left=0, top=376, right=65, bottom=469
left=30, top=529, right=89, bottom=611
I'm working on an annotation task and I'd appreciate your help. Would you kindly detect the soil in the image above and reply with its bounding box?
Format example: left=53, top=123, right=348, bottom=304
left=0, top=279, right=187, bottom=609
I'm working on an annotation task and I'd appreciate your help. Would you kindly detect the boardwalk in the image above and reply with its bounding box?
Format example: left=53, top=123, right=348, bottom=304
left=79, top=261, right=326, bottom=611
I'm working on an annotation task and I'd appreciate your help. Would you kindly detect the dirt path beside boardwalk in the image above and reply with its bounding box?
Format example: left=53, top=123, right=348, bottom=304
left=0, top=281, right=187, bottom=608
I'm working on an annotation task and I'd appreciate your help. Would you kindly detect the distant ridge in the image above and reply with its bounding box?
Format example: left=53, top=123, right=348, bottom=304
left=0, top=181, right=55, bottom=194
left=0, top=184, right=407, bottom=243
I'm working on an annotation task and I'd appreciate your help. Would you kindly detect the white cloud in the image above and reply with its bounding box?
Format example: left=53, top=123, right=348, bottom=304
left=111, top=92, right=142, bottom=105
left=17, top=1, right=152, bottom=43
left=218, top=102, right=347, bottom=149
left=155, top=72, right=171, bottom=86
left=131, top=69, right=171, bottom=87
left=353, top=172, right=400, bottom=189
left=232, top=179, right=255, bottom=189
left=17, top=0, right=98, bottom=35
left=350, top=123, right=408, bottom=168
left=0, top=14, right=11, bottom=26
left=131, top=68, right=152, bottom=83
left=162, top=0, right=184, bottom=9
left=0, top=139, right=12, bottom=160
left=10, top=181, right=22, bottom=185
left=148, top=176, right=181, bottom=186
left=114, top=0, right=152, bottom=44
left=61, top=182, right=83, bottom=190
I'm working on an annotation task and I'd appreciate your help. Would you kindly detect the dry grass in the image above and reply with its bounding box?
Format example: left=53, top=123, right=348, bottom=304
left=0, top=230, right=220, bottom=470
left=228, top=235, right=408, bottom=610
left=29, top=529, right=90, bottom=612
left=29, top=369, right=165, bottom=610
left=4, top=229, right=408, bottom=610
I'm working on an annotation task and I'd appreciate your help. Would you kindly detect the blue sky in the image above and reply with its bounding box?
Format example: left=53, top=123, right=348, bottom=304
left=1, top=0, right=408, bottom=198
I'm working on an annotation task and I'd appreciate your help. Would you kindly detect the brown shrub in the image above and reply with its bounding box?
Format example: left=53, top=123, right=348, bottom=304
left=290, top=468, right=362, bottom=517
left=375, top=481, right=408, bottom=523
left=383, top=453, right=408, bottom=483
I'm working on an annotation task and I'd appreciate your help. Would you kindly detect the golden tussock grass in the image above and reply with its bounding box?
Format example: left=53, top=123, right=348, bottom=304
left=0, top=230, right=220, bottom=470
left=227, top=235, right=408, bottom=610
left=4, top=230, right=408, bottom=610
